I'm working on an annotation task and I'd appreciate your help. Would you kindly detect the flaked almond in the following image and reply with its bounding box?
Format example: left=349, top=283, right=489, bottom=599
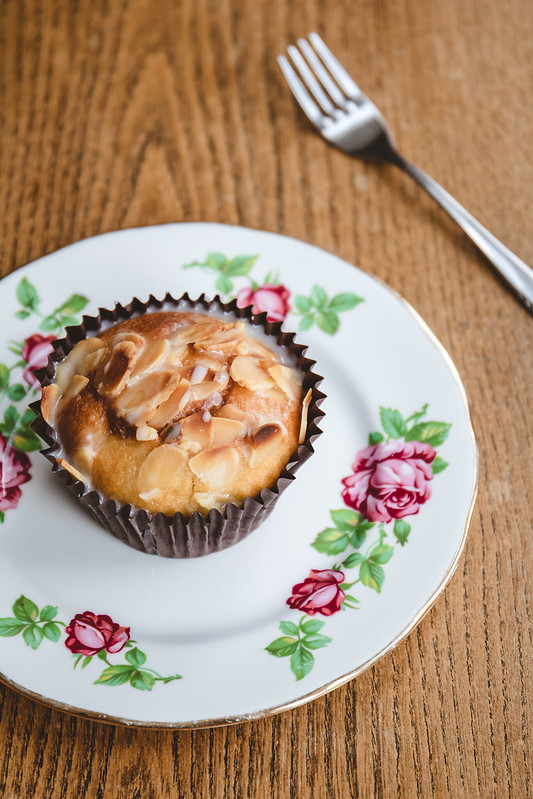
left=118, top=370, right=181, bottom=423
left=189, top=446, right=240, bottom=492
left=180, top=411, right=213, bottom=452
left=237, top=336, right=277, bottom=359
left=138, top=487, right=163, bottom=503
left=170, top=320, right=223, bottom=346
left=230, top=355, right=275, bottom=392
left=248, top=423, right=284, bottom=468
left=299, top=388, right=312, bottom=444
left=136, top=424, right=158, bottom=441
left=97, top=340, right=139, bottom=397
left=41, top=384, right=62, bottom=425
left=189, top=375, right=227, bottom=403
left=215, top=403, right=251, bottom=423
left=137, top=444, right=187, bottom=495
left=111, top=331, right=145, bottom=349
left=147, top=379, right=191, bottom=428
left=194, top=326, right=245, bottom=353
left=129, top=338, right=169, bottom=381
left=63, top=374, right=89, bottom=401
left=210, top=417, right=244, bottom=448
left=57, top=457, right=86, bottom=484
left=55, top=337, right=105, bottom=391
left=268, top=364, right=301, bottom=402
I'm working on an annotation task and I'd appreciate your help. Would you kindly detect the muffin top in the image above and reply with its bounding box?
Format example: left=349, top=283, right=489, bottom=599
left=41, top=311, right=311, bottom=516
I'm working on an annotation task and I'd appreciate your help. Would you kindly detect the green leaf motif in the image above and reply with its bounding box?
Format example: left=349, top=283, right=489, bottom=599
left=94, top=665, right=134, bottom=687
left=130, top=670, right=156, bottom=691
left=368, top=431, right=384, bottom=445
left=0, top=363, right=9, bottom=391
left=359, top=560, right=385, bottom=593
left=0, top=618, right=27, bottom=636
left=299, top=314, right=315, bottom=332
left=215, top=274, right=233, bottom=294
left=4, top=406, right=19, bottom=433
left=316, top=311, right=339, bottom=335
left=301, top=633, right=332, bottom=650
left=160, top=674, right=182, bottom=684
left=13, top=429, right=42, bottom=452
left=21, top=407, right=37, bottom=426
left=327, top=293, right=363, bottom=312
left=330, top=508, right=360, bottom=530
left=206, top=252, right=227, bottom=270
left=405, top=421, right=451, bottom=447
left=81, top=655, right=93, bottom=669
left=265, top=636, right=298, bottom=658
left=294, top=295, right=312, bottom=313
left=310, top=285, right=328, bottom=309
left=39, top=605, right=58, bottom=621
left=393, top=519, right=411, bottom=546
left=15, top=309, right=31, bottom=320
left=279, top=620, right=299, bottom=636
left=312, top=528, right=350, bottom=556
left=368, top=544, right=395, bottom=565
left=343, top=552, right=364, bottom=569
left=57, top=294, right=89, bottom=315
left=7, top=384, right=26, bottom=401
left=225, top=255, right=258, bottom=276
left=300, top=618, right=325, bottom=634
left=125, top=647, right=147, bottom=668
left=16, top=278, right=40, bottom=311
left=380, top=407, right=407, bottom=439
left=290, top=644, right=314, bottom=681
left=432, top=456, right=449, bottom=474
left=39, top=316, right=60, bottom=332
left=23, top=625, right=44, bottom=649
left=0, top=511, right=4, bottom=524
left=42, top=622, right=61, bottom=642
left=13, top=595, right=39, bottom=623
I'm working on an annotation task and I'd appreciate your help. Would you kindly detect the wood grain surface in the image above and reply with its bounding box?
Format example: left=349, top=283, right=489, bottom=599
left=0, top=0, right=532, bottom=796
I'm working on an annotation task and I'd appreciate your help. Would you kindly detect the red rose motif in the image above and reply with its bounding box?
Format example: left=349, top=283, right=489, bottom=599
left=21, top=333, right=55, bottom=389
left=65, top=612, right=130, bottom=656
left=287, top=569, right=346, bottom=617
left=0, top=432, right=32, bottom=512
left=342, top=441, right=436, bottom=523
left=236, top=284, right=291, bottom=323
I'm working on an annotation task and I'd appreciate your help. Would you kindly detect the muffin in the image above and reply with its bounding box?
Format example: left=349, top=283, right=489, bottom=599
left=34, top=294, right=324, bottom=558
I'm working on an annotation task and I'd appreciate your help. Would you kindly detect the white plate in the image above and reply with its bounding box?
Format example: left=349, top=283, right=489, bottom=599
left=0, top=223, right=477, bottom=727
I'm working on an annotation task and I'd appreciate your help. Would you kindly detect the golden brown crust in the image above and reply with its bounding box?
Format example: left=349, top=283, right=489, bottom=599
left=50, top=311, right=302, bottom=516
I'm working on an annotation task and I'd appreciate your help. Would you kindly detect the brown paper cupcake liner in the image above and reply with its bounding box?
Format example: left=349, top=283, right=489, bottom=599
left=32, top=292, right=325, bottom=558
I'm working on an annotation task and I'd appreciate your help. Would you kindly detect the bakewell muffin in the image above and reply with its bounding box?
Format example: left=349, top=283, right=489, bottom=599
left=34, top=295, right=323, bottom=557
left=41, top=310, right=310, bottom=517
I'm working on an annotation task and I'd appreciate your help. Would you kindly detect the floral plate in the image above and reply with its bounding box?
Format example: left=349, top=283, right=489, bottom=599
left=0, top=223, right=477, bottom=727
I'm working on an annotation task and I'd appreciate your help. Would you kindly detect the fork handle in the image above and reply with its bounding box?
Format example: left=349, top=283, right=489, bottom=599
left=391, top=154, right=533, bottom=313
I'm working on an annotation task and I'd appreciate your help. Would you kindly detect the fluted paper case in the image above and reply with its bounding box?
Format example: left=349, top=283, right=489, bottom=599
left=32, top=293, right=325, bottom=558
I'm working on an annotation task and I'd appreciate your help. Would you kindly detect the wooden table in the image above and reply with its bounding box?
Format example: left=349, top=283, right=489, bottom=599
left=1, top=1, right=531, bottom=796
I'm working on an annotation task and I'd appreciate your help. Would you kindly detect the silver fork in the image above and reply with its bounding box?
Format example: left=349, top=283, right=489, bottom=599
left=278, top=33, right=533, bottom=313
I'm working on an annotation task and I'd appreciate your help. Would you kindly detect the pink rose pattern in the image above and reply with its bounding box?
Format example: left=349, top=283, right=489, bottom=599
left=0, top=433, right=32, bottom=512
left=287, top=569, right=346, bottom=616
left=21, top=333, right=55, bottom=389
left=65, top=612, right=130, bottom=656
left=341, top=441, right=436, bottom=523
left=236, top=283, right=291, bottom=322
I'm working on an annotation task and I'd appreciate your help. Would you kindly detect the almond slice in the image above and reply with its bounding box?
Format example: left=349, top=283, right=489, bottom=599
left=129, top=338, right=169, bottom=381
left=210, top=417, right=244, bottom=448
left=57, top=457, right=86, bottom=484
left=215, top=403, right=252, bottom=423
left=136, top=424, right=158, bottom=441
left=137, top=444, right=188, bottom=495
left=299, top=389, right=312, bottom=444
left=268, top=364, right=301, bottom=402
left=230, top=355, right=275, bottom=392
left=193, top=491, right=231, bottom=512
left=73, top=445, right=95, bottom=475
left=189, top=446, right=240, bottom=492
left=237, top=336, right=277, bottom=359
left=180, top=411, right=214, bottom=452
left=41, top=384, right=62, bottom=425
left=63, top=374, right=89, bottom=401
left=111, top=331, right=145, bottom=349
left=147, top=379, right=191, bottom=428
left=170, top=321, right=223, bottom=346
left=118, top=370, right=181, bottom=423
left=194, top=326, right=245, bottom=353
left=248, top=423, right=285, bottom=468
left=55, top=337, right=105, bottom=391
left=97, top=340, right=140, bottom=397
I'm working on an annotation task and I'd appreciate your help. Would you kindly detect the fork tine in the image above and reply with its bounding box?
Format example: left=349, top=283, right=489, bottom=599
left=287, top=45, right=336, bottom=116
left=277, top=55, right=325, bottom=127
left=308, top=32, right=364, bottom=101
left=297, top=38, right=347, bottom=108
